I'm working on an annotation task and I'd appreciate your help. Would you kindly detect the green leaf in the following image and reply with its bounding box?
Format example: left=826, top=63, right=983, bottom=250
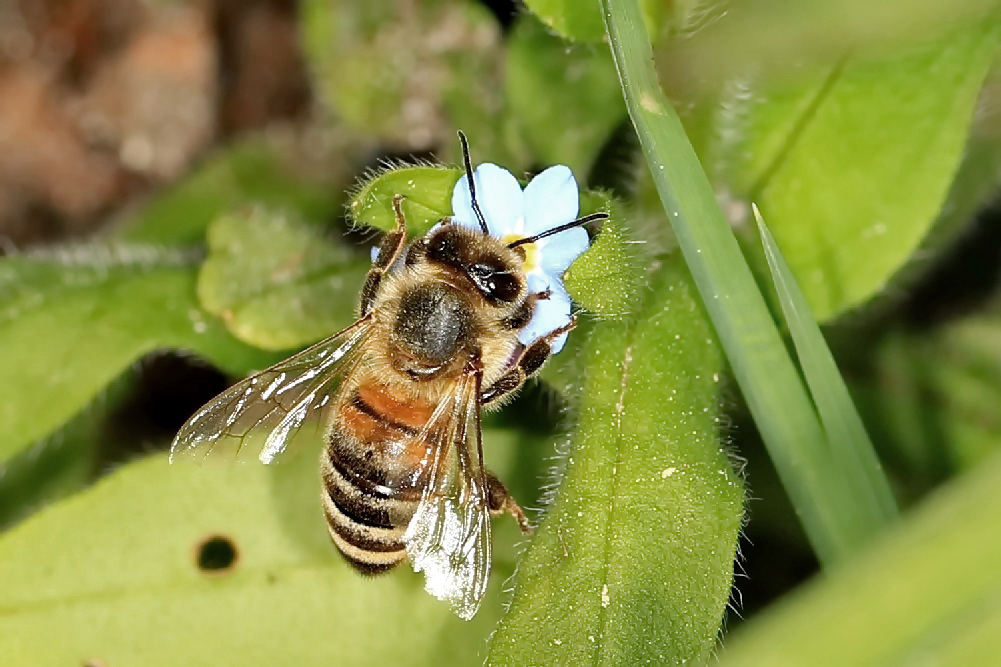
left=0, top=246, right=269, bottom=463
left=721, top=451, right=1001, bottom=665
left=122, top=136, right=344, bottom=246
left=755, top=206, right=897, bottom=527
left=489, top=255, right=744, bottom=664
left=601, top=0, right=896, bottom=564
left=349, top=166, right=462, bottom=234
left=916, top=89, right=1001, bottom=275
left=506, top=16, right=625, bottom=176
left=925, top=311, right=1001, bottom=469
left=563, top=199, right=639, bottom=318
left=524, top=0, right=607, bottom=42
left=524, top=0, right=663, bottom=43
left=198, top=208, right=370, bottom=350
left=0, top=397, right=109, bottom=529
left=723, top=23, right=1001, bottom=320
left=0, top=423, right=543, bottom=665
left=657, top=0, right=999, bottom=91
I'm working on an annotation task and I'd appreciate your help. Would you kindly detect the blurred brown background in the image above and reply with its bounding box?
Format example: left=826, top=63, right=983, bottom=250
left=0, top=0, right=311, bottom=247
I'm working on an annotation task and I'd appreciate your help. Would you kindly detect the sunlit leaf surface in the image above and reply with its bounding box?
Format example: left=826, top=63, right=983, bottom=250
left=0, top=246, right=268, bottom=463
left=718, top=23, right=1001, bottom=319
left=0, top=425, right=544, bottom=666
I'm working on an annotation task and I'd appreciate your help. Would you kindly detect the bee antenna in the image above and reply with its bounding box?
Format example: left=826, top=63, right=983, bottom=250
left=507, top=212, right=608, bottom=249
left=458, top=130, right=490, bottom=235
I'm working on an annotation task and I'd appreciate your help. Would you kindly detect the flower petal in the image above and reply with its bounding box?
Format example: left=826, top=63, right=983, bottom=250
left=518, top=273, right=573, bottom=354
left=523, top=165, right=579, bottom=236
left=525, top=271, right=550, bottom=294
left=451, top=163, right=524, bottom=236
left=536, top=227, right=590, bottom=276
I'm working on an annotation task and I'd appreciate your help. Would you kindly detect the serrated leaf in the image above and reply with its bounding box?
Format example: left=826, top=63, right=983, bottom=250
left=197, top=208, right=369, bottom=351
left=0, top=423, right=543, bottom=666
left=0, top=246, right=269, bottom=463
left=489, top=255, right=744, bottom=664
left=724, top=23, right=1001, bottom=320
left=506, top=16, right=625, bottom=176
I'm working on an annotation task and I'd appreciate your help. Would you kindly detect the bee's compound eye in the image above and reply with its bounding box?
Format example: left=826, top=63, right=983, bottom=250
left=471, top=264, right=519, bottom=303
left=488, top=272, right=519, bottom=302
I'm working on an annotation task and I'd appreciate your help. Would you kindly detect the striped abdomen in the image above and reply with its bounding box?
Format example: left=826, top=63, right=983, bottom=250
left=321, top=382, right=434, bottom=573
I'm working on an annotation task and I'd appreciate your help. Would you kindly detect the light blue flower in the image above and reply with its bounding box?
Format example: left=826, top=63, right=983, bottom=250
left=450, top=163, right=589, bottom=353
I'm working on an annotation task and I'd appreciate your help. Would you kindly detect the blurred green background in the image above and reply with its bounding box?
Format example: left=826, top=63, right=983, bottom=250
left=1, top=0, right=1000, bottom=664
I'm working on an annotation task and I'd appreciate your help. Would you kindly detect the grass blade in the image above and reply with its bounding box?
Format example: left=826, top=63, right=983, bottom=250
left=754, top=205, right=898, bottom=523
left=600, top=0, right=898, bottom=564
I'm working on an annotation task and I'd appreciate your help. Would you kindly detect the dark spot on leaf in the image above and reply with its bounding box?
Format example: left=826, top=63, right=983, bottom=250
left=196, top=535, right=238, bottom=573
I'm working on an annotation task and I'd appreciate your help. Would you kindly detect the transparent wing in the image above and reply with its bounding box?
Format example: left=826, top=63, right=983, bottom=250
left=403, top=367, right=492, bottom=621
left=170, top=316, right=373, bottom=464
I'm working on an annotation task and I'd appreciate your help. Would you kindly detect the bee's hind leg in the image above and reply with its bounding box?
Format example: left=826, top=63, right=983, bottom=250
left=360, top=194, right=409, bottom=314
left=485, top=471, right=532, bottom=534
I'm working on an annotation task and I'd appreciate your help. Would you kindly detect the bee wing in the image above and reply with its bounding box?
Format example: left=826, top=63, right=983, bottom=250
left=403, top=368, right=492, bottom=621
left=170, top=316, right=373, bottom=464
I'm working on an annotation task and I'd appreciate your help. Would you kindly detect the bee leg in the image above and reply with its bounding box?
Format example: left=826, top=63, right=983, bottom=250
left=360, top=194, right=409, bottom=314
left=481, top=315, right=579, bottom=406
left=479, top=371, right=522, bottom=406
left=485, top=470, right=532, bottom=534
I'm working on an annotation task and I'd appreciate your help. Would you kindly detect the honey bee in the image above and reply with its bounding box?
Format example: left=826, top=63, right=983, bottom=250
left=170, top=133, right=606, bottom=619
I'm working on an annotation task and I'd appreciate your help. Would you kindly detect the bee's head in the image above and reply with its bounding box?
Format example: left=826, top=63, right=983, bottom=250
left=408, top=131, right=605, bottom=308
left=411, top=225, right=526, bottom=305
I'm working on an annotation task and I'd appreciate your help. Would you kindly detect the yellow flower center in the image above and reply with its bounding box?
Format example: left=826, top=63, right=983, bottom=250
left=502, top=233, right=539, bottom=273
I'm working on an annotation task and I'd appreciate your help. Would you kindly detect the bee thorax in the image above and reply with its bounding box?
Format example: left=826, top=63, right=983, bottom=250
left=391, top=283, right=473, bottom=376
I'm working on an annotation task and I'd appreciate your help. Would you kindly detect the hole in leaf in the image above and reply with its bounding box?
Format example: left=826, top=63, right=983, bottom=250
left=196, top=535, right=239, bottom=573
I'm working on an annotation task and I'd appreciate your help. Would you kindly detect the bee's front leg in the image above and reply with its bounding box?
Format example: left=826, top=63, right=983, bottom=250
left=480, top=315, right=579, bottom=406
left=360, top=194, right=409, bottom=315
